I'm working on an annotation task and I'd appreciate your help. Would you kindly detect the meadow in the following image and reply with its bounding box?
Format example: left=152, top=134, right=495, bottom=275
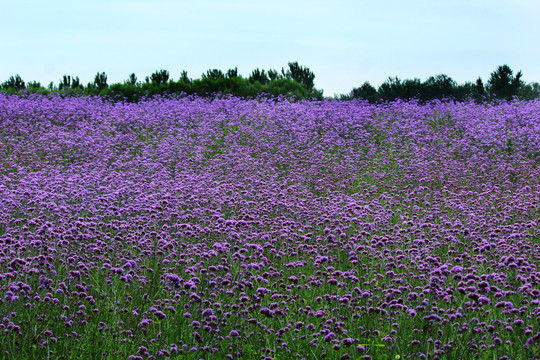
left=0, top=94, right=539, bottom=359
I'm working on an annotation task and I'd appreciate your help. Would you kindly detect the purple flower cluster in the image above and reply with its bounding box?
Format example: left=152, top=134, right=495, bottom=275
left=0, top=94, right=539, bottom=359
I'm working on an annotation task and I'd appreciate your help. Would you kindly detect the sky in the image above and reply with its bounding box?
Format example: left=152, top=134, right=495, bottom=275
left=1, top=0, right=539, bottom=96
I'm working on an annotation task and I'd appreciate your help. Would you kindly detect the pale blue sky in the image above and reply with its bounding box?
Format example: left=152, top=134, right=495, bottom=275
left=1, top=0, right=539, bottom=96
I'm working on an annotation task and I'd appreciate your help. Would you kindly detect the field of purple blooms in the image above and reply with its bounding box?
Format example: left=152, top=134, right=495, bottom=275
left=0, top=94, right=539, bottom=360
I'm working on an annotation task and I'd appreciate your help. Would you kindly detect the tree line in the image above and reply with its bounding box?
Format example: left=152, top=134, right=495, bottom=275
left=1, top=63, right=538, bottom=102
left=0, top=62, right=322, bottom=101
left=347, top=65, right=539, bottom=102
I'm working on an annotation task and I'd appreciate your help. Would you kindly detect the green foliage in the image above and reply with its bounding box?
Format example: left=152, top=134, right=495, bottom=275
left=266, top=78, right=310, bottom=99
left=423, top=74, right=457, bottom=100
left=125, top=73, right=137, bottom=85
left=202, top=69, right=225, bottom=80
left=107, top=83, right=142, bottom=102
left=487, top=64, right=524, bottom=100
left=268, top=69, right=281, bottom=81
left=59, top=75, right=83, bottom=91
left=377, top=77, right=424, bottom=101
left=517, top=82, right=540, bottom=100
left=473, top=77, right=486, bottom=101
left=26, top=81, right=41, bottom=90
left=2, top=74, right=25, bottom=90
left=350, top=82, right=378, bottom=102
left=3, top=63, right=535, bottom=102
left=193, top=77, right=243, bottom=96
left=226, top=67, right=239, bottom=78
left=179, top=70, right=191, bottom=84
left=249, top=68, right=269, bottom=85
left=378, top=77, right=406, bottom=101
left=282, top=61, right=315, bottom=91
left=349, top=65, right=534, bottom=103
left=93, top=72, right=108, bottom=91
left=402, top=78, right=423, bottom=99
left=150, top=69, right=169, bottom=84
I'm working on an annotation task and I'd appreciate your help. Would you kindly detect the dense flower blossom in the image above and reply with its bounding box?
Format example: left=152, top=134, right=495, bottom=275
left=0, top=94, right=539, bottom=359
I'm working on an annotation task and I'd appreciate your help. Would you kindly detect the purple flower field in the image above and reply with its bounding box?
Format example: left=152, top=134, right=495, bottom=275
left=0, top=94, right=539, bottom=359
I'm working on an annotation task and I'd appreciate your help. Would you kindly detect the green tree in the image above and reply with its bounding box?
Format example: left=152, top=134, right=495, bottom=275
left=473, top=77, right=486, bottom=101
left=487, top=64, right=524, bottom=100
left=59, top=75, right=82, bottom=91
left=72, top=76, right=81, bottom=89
left=377, top=77, right=422, bottom=101
left=125, top=73, right=137, bottom=85
left=402, top=78, right=423, bottom=99
left=27, top=81, right=42, bottom=90
left=266, top=78, right=310, bottom=99
left=378, top=77, right=404, bottom=101
left=59, top=75, right=71, bottom=90
left=249, top=68, right=269, bottom=85
left=423, top=74, right=457, bottom=100
left=517, top=82, right=540, bottom=100
left=202, top=69, right=225, bottom=80
left=150, top=69, right=169, bottom=84
left=281, top=61, right=315, bottom=91
left=93, top=72, right=108, bottom=90
left=350, top=82, right=378, bottom=102
left=109, top=82, right=142, bottom=102
left=2, top=74, right=25, bottom=90
left=180, top=70, right=191, bottom=84
left=267, top=69, right=281, bottom=81
left=226, top=67, right=239, bottom=79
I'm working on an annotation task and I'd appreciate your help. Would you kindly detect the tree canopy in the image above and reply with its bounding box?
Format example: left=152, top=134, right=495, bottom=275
left=348, top=64, right=535, bottom=103
left=1, top=62, right=323, bottom=101
left=1, top=63, right=537, bottom=102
